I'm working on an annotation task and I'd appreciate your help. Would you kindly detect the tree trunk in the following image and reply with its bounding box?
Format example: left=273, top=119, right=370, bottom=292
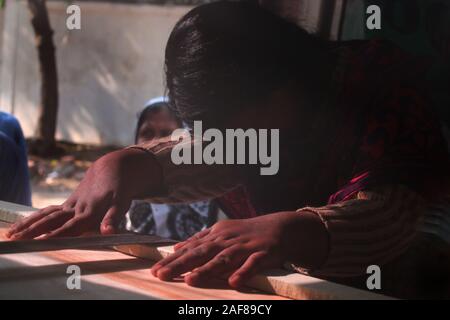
left=27, top=0, right=59, bottom=156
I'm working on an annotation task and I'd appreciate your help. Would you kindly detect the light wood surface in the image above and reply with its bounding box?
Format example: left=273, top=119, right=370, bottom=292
left=114, top=244, right=391, bottom=300
left=0, top=200, right=37, bottom=223
left=1, top=201, right=392, bottom=300
left=0, top=224, right=285, bottom=300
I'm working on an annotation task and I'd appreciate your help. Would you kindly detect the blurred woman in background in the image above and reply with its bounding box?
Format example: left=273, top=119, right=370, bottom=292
left=124, top=97, right=223, bottom=240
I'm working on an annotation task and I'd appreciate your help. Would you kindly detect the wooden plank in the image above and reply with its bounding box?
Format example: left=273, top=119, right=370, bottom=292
left=114, top=244, right=392, bottom=300
left=0, top=224, right=281, bottom=300
left=0, top=234, right=177, bottom=254
left=0, top=200, right=37, bottom=223
left=0, top=200, right=393, bottom=300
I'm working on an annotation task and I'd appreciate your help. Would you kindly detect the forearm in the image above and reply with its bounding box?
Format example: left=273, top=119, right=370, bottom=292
left=282, top=211, right=329, bottom=270
left=293, top=185, right=425, bottom=277
left=127, top=136, right=242, bottom=203
left=99, top=148, right=164, bottom=199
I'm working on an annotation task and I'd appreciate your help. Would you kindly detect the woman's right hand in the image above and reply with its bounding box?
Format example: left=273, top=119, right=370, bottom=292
left=6, top=148, right=162, bottom=240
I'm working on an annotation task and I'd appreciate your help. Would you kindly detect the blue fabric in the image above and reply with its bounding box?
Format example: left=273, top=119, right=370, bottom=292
left=0, top=112, right=32, bottom=205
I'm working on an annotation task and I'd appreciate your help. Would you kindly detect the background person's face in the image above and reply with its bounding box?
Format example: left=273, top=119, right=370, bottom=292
left=137, top=107, right=181, bottom=144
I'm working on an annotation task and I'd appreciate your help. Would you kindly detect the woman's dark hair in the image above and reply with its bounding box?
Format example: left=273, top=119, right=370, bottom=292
left=165, top=0, right=328, bottom=128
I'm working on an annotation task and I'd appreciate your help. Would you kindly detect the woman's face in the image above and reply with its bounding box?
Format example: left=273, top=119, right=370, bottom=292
left=225, top=85, right=309, bottom=131
left=137, top=107, right=181, bottom=144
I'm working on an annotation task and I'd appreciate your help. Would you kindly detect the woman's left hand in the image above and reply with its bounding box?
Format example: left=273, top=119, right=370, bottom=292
left=151, top=211, right=328, bottom=288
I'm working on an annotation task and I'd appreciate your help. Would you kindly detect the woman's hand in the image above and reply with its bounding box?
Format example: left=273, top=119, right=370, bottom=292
left=7, top=148, right=162, bottom=240
left=151, top=211, right=328, bottom=288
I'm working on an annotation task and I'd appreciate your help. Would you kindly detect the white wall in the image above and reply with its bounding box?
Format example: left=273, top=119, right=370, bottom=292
left=0, top=0, right=191, bottom=146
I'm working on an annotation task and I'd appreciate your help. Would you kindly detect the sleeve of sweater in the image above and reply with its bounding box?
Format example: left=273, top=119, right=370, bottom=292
left=293, top=184, right=425, bottom=277
left=127, top=134, right=242, bottom=204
